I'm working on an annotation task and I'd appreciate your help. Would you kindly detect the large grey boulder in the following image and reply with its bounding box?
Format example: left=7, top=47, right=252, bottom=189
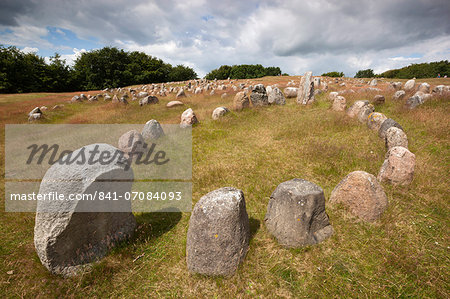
left=186, top=187, right=250, bottom=276
left=264, top=179, right=333, bottom=248
left=297, top=71, right=315, bottom=105
left=267, top=86, right=286, bottom=105
left=330, top=171, right=387, bottom=222
left=142, top=119, right=164, bottom=140
left=378, top=118, right=403, bottom=139
left=250, top=84, right=269, bottom=106
left=34, top=144, right=136, bottom=276
left=385, top=127, right=408, bottom=150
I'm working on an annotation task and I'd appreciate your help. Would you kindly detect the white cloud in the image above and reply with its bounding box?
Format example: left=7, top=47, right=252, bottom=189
left=21, top=46, right=38, bottom=53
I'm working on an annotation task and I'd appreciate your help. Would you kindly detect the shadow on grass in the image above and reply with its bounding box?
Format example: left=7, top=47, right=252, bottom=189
left=249, top=217, right=260, bottom=241
left=133, top=210, right=182, bottom=244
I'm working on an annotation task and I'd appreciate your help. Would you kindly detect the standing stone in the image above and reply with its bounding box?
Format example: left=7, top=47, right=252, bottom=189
left=313, top=77, right=321, bottom=89
left=393, top=90, right=406, bottom=100
left=264, top=179, right=333, bottom=248
left=404, top=79, right=415, bottom=91
left=373, top=95, right=385, bottom=105
left=186, top=187, right=250, bottom=276
left=385, top=127, right=408, bottom=150
left=233, top=91, right=249, bottom=111
left=378, top=146, right=415, bottom=185
left=405, top=95, right=423, bottom=109
left=142, top=119, right=164, bottom=140
left=367, top=112, right=388, bottom=131
left=332, top=96, right=347, bottom=111
left=417, top=82, right=430, bottom=93
left=118, top=130, right=145, bottom=155
left=346, top=100, right=369, bottom=118
left=357, top=104, right=375, bottom=123
left=250, top=84, right=269, bottom=106
left=328, top=91, right=339, bottom=101
left=139, top=96, right=159, bottom=106
left=297, top=71, right=315, bottom=105
left=180, top=108, right=199, bottom=128
left=34, top=144, right=136, bottom=276
left=330, top=171, right=388, bottom=222
left=212, top=107, right=230, bottom=120
left=28, top=107, right=43, bottom=121
left=283, top=87, right=298, bottom=98
left=267, top=87, right=286, bottom=105
left=378, top=118, right=403, bottom=139
left=112, top=95, right=119, bottom=103
left=176, top=89, right=187, bottom=99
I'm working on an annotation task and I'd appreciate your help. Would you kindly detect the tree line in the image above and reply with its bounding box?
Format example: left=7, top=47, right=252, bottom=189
left=355, top=60, right=449, bottom=79
left=205, top=64, right=282, bottom=80
left=0, top=45, right=197, bottom=93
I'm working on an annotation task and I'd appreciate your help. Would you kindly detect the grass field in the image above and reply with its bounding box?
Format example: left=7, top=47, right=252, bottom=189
left=1, top=76, right=449, bottom=298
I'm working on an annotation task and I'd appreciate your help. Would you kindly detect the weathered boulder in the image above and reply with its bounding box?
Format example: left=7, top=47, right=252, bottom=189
left=391, top=82, right=402, bottom=89
left=70, top=95, right=82, bottom=103
left=212, top=107, right=230, bottom=120
left=176, top=89, right=187, bottom=99
left=264, top=179, right=333, bottom=248
left=385, top=127, right=408, bottom=150
left=283, top=87, right=298, bottom=98
left=267, top=87, right=286, bottom=105
left=393, top=90, right=406, bottom=100
left=328, top=91, right=339, bottom=101
left=139, top=95, right=159, bottom=106
left=221, top=93, right=228, bottom=99
left=378, top=146, right=415, bottom=185
left=346, top=100, right=369, bottom=118
left=369, top=78, right=378, bottom=86
left=142, top=119, right=164, bottom=140
left=297, top=71, right=315, bottom=105
left=112, top=95, right=119, bottom=103
left=417, top=82, right=430, bottom=93
left=373, top=95, right=385, bottom=105
left=332, top=96, right=347, bottom=111
left=357, top=104, right=375, bottom=123
left=34, top=144, right=136, bottom=276
left=137, top=91, right=149, bottom=98
left=180, top=108, right=199, bottom=128
left=404, top=79, right=415, bottom=91
left=233, top=91, right=249, bottom=111
left=118, top=130, right=145, bottom=155
left=330, top=171, right=388, bottom=222
left=250, top=84, right=269, bottom=106
left=186, top=187, right=250, bottom=276
left=367, top=112, right=387, bottom=131
left=378, top=118, right=403, bottom=139
left=166, top=100, right=184, bottom=108
left=405, top=95, right=423, bottom=109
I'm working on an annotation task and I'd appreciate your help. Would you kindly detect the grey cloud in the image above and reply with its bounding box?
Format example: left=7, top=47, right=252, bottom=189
left=0, top=0, right=35, bottom=26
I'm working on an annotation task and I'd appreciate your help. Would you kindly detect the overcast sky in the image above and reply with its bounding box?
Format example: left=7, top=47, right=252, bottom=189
left=1, top=0, right=449, bottom=77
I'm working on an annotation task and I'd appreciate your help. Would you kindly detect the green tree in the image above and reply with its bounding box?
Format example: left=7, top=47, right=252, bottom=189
left=322, top=71, right=344, bottom=77
left=355, top=69, right=375, bottom=78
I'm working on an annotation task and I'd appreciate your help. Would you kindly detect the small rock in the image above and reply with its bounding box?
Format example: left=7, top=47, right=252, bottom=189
left=373, top=95, right=385, bottom=105
left=70, top=95, right=82, bottom=103
left=369, top=79, right=378, bottom=86
left=139, top=96, right=159, bottom=106
left=357, top=104, right=375, bottom=123
left=393, top=90, right=406, bottom=100
left=250, top=84, right=269, bottom=106
left=212, top=107, right=230, bottom=120
left=166, top=101, right=184, bottom=108
left=328, top=92, right=339, bottom=101
left=283, top=87, right=298, bottom=98
left=330, top=171, right=388, bottom=222
left=346, top=100, right=368, bottom=118
left=405, top=95, right=423, bottom=109
left=176, top=89, right=187, bottom=99
left=221, top=93, right=228, bottom=99
left=417, top=82, right=430, bottom=93
left=118, top=130, right=145, bottom=155
left=267, top=87, right=286, bottom=105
